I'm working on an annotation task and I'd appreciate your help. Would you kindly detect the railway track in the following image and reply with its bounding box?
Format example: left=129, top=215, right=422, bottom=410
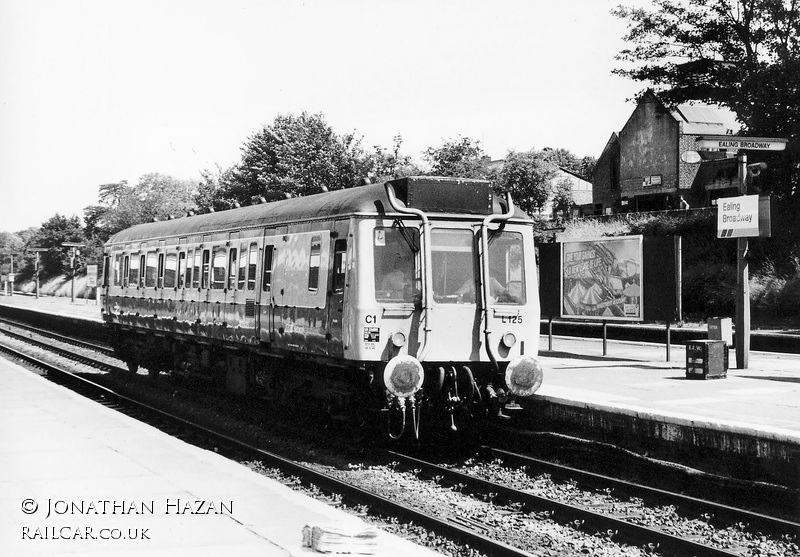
left=383, top=449, right=798, bottom=557
left=1, top=322, right=797, bottom=556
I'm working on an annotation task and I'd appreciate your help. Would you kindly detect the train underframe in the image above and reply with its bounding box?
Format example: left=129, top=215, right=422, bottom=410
left=109, top=326, right=518, bottom=440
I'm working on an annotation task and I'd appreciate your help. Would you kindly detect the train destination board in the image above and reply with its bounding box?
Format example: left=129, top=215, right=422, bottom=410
left=696, top=135, right=788, bottom=151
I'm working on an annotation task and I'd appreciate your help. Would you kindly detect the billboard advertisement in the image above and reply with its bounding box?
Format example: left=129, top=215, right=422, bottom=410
left=561, top=235, right=643, bottom=321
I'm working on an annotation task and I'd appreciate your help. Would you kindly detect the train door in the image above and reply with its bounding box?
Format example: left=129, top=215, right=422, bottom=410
left=268, top=230, right=330, bottom=353
left=326, top=233, right=348, bottom=357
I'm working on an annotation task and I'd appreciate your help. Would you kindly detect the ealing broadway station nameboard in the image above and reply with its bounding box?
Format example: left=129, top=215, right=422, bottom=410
left=695, top=136, right=787, bottom=152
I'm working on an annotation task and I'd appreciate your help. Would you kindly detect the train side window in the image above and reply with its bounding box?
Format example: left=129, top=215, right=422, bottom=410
left=183, top=250, right=192, bottom=288
left=211, top=247, right=227, bottom=289
left=237, top=243, right=247, bottom=290
left=192, top=250, right=202, bottom=289
left=332, top=239, right=347, bottom=293
left=145, top=252, right=158, bottom=288
left=157, top=253, right=165, bottom=288
left=113, top=255, right=122, bottom=286
left=201, top=249, right=211, bottom=289
left=123, top=255, right=131, bottom=287
left=164, top=253, right=177, bottom=288
left=227, top=248, right=237, bottom=290
left=308, top=235, right=321, bottom=291
left=262, top=245, right=274, bottom=292
left=138, top=255, right=146, bottom=287
left=247, top=242, right=258, bottom=291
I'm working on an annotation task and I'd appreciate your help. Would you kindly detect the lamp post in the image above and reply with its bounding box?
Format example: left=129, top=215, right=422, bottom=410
left=62, top=242, right=82, bottom=303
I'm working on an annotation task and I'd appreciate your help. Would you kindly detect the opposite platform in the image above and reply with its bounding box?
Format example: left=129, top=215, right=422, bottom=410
left=0, top=359, right=437, bottom=557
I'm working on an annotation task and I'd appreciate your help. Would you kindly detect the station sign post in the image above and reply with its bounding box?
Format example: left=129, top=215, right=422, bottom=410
left=696, top=135, right=788, bottom=369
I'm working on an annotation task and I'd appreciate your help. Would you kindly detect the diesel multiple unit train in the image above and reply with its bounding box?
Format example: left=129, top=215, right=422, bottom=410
left=101, top=176, right=543, bottom=439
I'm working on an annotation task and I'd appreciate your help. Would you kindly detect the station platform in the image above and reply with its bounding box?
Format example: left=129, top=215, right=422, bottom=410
left=1, top=294, right=798, bottom=486
left=0, top=358, right=437, bottom=557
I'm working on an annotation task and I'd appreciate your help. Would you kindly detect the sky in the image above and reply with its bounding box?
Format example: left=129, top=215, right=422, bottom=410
left=0, top=0, right=647, bottom=233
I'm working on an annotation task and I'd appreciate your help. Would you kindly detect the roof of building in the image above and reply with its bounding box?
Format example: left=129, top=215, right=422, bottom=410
left=672, top=103, right=741, bottom=135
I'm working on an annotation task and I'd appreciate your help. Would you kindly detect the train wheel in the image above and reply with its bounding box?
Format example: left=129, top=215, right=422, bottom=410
left=121, top=341, right=140, bottom=374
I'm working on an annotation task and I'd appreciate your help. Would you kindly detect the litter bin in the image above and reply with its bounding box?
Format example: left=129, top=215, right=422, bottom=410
left=686, top=340, right=728, bottom=379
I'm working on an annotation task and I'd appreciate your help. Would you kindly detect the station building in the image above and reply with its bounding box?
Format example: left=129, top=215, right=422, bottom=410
left=591, top=91, right=742, bottom=214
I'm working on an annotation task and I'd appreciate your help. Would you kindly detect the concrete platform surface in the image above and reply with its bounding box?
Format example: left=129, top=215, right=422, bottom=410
left=0, top=360, right=437, bottom=557
left=538, top=336, right=800, bottom=441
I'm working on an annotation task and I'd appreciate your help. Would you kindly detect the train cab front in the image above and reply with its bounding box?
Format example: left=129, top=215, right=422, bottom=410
left=354, top=177, right=544, bottom=440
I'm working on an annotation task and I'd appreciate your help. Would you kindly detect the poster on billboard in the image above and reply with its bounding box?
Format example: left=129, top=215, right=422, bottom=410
left=560, top=235, right=643, bottom=321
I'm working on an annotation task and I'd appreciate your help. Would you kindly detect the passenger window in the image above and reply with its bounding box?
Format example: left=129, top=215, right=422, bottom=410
left=192, top=250, right=202, bottom=289
left=124, top=255, right=132, bottom=287
left=113, top=255, right=122, bottom=286
left=178, top=252, right=187, bottom=288
left=332, top=239, right=347, bottom=293
left=145, top=252, right=157, bottom=288
left=211, top=247, right=227, bottom=289
left=201, top=249, right=211, bottom=289
left=247, top=242, right=258, bottom=291
left=228, top=248, right=237, bottom=290
left=157, top=253, right=165, bottom=288
left=185, top=249, right=193, bottom=288
left=308, top=236, right=321, bottom=291
left=139, top=255, right=146, bottom=287
left=237, top=243, right=247, bottom=290
left=164, top=253, right=177, bottom=288
left=374, top=227, right=419, bottom=303
left=262, top=245, right=274, bottom=292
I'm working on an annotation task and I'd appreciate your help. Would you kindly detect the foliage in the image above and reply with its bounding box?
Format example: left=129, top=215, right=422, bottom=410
left=364, top=135, right=421, bottom=183
left=423, top=137, right=494, bottom=179
left=496, top=150, right=559, bottom=215
left=208, top=112, right=367, bottom=208
left=26, top=214, right=85, bottom=281
left=551, top=177, right=578, bottom=215
left=84, top=175, right=198, bottom=243
left=541, top=148, right=597, bottom=180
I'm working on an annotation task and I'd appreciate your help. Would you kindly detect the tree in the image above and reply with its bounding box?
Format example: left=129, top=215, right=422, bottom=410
left=612, top=0, right=800, bottom=201
left=29, top=214, right=85, bottom=280
left=364, top=135, right=421, bottom=182
left=496, top=150, right=559, bottom=215
left=423, top=137, right=493, bottom=179
left=551, top=177, right=577, bottom=216
left=214, top=112, right=367, bottom=207
left=84, top=175, right=198, bottom=243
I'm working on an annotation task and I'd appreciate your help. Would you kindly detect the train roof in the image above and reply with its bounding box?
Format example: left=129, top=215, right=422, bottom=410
left=106, top=177, right=533, bottom=245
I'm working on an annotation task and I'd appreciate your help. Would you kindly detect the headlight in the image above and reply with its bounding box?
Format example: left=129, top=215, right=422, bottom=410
left=504, top=356, right=543, bottom=397
left=501, top=332, right=517, bottom=348
left=391, top=330, right=407, bottom=347
left=383, top=355, right=424, bottom=397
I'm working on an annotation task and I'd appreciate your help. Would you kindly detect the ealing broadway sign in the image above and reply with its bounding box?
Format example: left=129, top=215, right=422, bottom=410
left=696, top=135, right=788, bottom=151
left=717, top=195, right=759, bottom=238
